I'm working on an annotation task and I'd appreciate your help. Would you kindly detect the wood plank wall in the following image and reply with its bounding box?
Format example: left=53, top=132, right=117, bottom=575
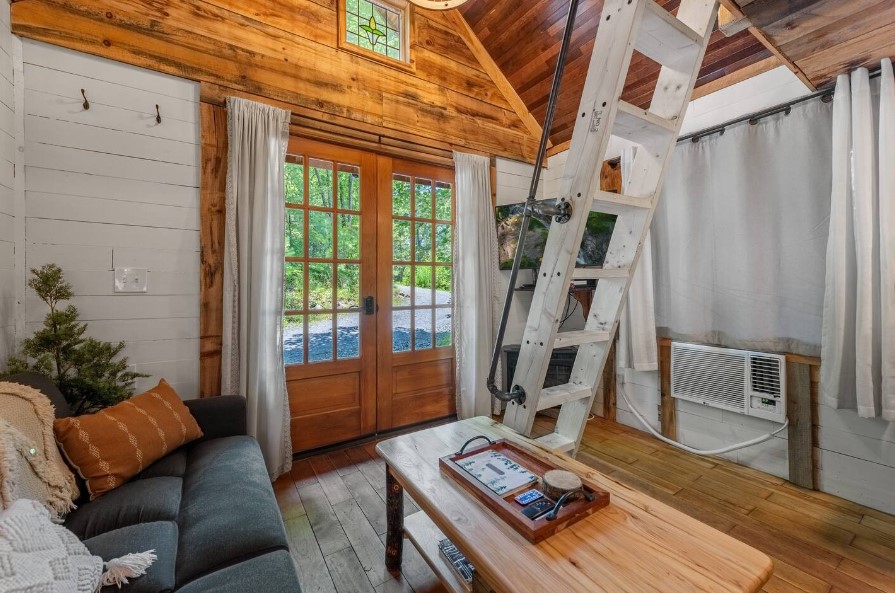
left=199, top=103, right=226, bottom=397
left=0, top=2, right=16, bottom=367
left=20, top=40, right=202, bottom=397
left=10, top=0, right=539, bottom=163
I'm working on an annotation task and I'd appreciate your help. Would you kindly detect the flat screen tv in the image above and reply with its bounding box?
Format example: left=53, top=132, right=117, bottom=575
left=495, top=201, right=617, bottom=270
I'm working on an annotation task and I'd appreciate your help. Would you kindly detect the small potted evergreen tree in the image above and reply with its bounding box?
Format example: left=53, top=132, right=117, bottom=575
left=4, top=264, right=145, bottom=414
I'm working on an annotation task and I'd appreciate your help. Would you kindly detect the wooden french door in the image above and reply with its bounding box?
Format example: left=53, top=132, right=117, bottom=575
left=285, top=141, right=455, bottom=452
left=375, top=158, right=457, bottom=431
left=284, top=139, right=378, bottom=452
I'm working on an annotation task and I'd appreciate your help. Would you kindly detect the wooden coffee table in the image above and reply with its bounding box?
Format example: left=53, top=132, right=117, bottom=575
left=376, top=417, right=773, bottom=593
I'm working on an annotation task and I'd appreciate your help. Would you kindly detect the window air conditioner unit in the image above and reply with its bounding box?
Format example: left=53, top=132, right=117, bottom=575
left=670, top=342, right=786, bottom=423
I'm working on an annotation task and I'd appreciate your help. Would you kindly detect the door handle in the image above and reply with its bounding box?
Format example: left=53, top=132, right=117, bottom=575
left=364, top=295, right=376, bottom=315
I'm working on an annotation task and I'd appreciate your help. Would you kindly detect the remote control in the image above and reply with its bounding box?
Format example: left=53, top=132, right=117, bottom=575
left=514, top=489, right=544, bottom=505
left=521, top=498, right=555, bottom=520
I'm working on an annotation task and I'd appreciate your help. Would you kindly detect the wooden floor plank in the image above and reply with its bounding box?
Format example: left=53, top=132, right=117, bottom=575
left=310, top=454, right=354, bottom=505
left=375, top=576, right=415, bottom=593
left=343, top=470, right=389, bottom=535
left=325, top=547, right=378, bottom=593
left=333, top=499, right=392, bottom=588
left=285, top=515, right=338, bottom=593
left=299, top=482, right=352, bottom=557
left=771, top=559, right=831, bottom=593
left=860, top=514, right=895, bottom=538
left=578, top=446, right=683, bottom=495
left=275, top=474, right=307, bottom=521
left=330, top=450, right=361, bottom=477
left=292, top=458, right=320, bottom=488
left=762, top=575, right=813, bottom=593
left=354, top=450, right=389, bottom=494
left=836, top=557, right=895, bottom=592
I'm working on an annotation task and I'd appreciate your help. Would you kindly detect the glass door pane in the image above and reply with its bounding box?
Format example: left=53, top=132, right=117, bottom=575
left=284, top=155, right=364, bottom=365
left=389, top=173, right=454, bottom=354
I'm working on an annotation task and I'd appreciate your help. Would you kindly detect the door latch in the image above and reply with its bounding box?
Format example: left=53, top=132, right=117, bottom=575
left=364, top=295, right=375, bottom=315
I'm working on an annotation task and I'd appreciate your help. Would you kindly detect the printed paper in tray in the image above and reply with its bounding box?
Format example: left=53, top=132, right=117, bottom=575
left=455, top=450, right=538, bottom=495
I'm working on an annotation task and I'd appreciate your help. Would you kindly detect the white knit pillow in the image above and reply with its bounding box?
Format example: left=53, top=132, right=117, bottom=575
left=0, top=498, right=102, bottom=592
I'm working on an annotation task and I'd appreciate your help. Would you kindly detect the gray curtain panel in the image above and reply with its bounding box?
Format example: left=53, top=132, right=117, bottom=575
left=653, top=98, right=834, bottom=358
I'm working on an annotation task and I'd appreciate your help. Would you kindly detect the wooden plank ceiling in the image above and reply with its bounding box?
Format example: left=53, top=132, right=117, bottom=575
left=732, top=0, right=895, bottom=88
left=458, top=0, right=773, bottom=148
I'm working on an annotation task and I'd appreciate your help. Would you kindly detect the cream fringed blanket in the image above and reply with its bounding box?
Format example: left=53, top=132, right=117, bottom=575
left=0, top=499, right=157, bottom=592
left=0, top=381, right=79, bottom=517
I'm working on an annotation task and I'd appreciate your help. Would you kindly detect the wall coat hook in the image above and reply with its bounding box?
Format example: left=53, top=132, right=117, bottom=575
left=155, top=104, right=161, bottom=124
left=81, top=89, right=90, bottom=110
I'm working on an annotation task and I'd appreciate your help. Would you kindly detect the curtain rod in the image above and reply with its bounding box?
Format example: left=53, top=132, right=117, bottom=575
left=678, top=66, right=884, bottom=144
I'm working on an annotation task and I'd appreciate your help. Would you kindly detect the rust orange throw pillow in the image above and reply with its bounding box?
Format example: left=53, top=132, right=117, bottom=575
left=54, top=380, right=203, bottom=499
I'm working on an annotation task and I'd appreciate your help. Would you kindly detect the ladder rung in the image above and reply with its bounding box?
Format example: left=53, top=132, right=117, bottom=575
left=592, top=190, right=652, bottom=214
left=538, top=383, right=593, bottom=411
left=613, top=101, right=678, bottom=145
left=634, top=1, right=703, bottom=70
left=554, top=330, right=612, bottom=348
left=535, top=432, right=576, bottom=454
left=572, top=267, right=629, bottom=280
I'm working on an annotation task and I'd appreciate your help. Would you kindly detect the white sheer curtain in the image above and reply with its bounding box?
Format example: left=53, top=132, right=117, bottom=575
left=654, top=98, right=833, bottom=357
left=222, top=97, right=293, bottom=478
left=821, top=62, right=895, bottom=421
left=453, top=151, right=501, bottom=418
left=618, top=147, right=658, bottom=372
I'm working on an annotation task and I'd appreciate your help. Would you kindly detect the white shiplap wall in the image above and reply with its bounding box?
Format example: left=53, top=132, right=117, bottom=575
left=21, top=40, right=201, bottom=398
left=0, top=2, right=15, bottom=367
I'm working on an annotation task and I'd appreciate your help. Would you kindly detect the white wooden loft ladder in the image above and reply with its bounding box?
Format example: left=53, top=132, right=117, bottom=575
left=495, top=0, right=719, bottom=455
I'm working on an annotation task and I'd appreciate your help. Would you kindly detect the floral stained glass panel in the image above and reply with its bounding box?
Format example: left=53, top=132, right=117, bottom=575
left=345, top=0, right=403, bottom=61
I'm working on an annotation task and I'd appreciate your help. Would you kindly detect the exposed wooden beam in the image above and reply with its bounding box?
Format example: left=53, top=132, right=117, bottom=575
left=718, top=4, right=752, bottom=37
left=736, top=0, right=826, bottom=30
left=443, top=9, right=548, bottom=148
left=719, top=0, right=816, bottom=90
left=201, top=82, right=458, bottom=167
left=547, top=139, right=572, bottom=158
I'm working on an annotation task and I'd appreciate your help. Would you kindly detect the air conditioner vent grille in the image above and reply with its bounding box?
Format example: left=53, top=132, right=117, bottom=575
left=671, top=347, right=746, bottom=413
left=670, top=342, right=787, bottom=422
left=750, top=355, right=782, bottom=397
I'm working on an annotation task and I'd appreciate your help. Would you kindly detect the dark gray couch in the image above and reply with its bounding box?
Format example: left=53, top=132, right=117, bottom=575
left=9, top=373, right=302, bottom=593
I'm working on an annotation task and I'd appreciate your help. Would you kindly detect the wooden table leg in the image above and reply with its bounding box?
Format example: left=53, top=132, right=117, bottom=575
left=385, top=464, right=404, bottom=573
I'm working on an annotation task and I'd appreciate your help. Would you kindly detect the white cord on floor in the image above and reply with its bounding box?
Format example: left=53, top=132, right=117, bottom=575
left=618, top=384, right=789, bottom=456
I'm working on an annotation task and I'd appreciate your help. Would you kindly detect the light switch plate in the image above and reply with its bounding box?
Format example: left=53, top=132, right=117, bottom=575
left=114, top=267, right=148, bottom=293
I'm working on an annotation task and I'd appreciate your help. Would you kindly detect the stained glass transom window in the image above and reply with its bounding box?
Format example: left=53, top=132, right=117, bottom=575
left=345, top=0, right=405, bottom=61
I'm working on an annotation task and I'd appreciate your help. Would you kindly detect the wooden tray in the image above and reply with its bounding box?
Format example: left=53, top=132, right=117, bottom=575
left=439, top=438, right=609, bottom=543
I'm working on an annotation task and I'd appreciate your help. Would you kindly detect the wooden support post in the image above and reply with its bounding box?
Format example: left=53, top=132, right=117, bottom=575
left=786, top=360, right=814, bottom=489
left=602, top=339, right=617, bottom=422
left=658, top=338, right=676, bottom=440
left=809, top=364, right=820, bottom=489
left=199, top=101, right=228, bottom=398
left=385, top=465, right=404, bottom=573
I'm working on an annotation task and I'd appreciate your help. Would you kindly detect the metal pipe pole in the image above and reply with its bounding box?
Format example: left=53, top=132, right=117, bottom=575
left=486, top=0, right=581, bottom=404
